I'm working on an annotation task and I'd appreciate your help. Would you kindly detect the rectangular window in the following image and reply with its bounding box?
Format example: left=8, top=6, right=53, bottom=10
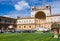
left=0, top=18, right=2, bottom=22
left=29, top=20, right=31, bottom=22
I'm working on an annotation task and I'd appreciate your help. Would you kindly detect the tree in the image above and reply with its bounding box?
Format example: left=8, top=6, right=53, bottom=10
left=51, top=22, right=60, bottom=38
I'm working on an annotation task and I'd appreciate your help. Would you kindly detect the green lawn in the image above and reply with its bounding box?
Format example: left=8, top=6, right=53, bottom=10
left=0, top=32, right=60, bottom=41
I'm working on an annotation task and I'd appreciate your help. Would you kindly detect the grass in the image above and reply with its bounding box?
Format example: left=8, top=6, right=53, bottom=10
left=0, top=32, right=60, bottom=41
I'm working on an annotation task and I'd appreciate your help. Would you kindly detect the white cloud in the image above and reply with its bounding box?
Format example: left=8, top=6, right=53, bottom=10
left=7, top=13, right=30, bottom=18
left=6, top=10, right=30, bottom=18
left=3, top=15, right=10, bottom=17
left=14, top=1, right=30, bottom=11
left=47, top=1, right=60, bottom=14
left=8, top=14, right=20, bottom=18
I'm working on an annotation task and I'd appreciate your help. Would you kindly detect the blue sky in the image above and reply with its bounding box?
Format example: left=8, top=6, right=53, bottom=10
left=0, top=0, right=60, bottom=18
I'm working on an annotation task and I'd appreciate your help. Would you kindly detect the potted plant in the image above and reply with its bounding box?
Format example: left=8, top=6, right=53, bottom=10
left=51, top=22, right=60, bottom=38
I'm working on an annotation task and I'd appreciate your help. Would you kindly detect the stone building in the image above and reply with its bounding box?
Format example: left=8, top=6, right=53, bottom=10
left=0, top=16, right=17, bottom=32
left=17, top=5, right=60, bottom=31
left=0, top=5, right=60, bottom=31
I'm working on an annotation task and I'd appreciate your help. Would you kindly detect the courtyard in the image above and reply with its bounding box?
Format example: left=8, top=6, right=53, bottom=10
left=0, top=32, right=60, bottom=41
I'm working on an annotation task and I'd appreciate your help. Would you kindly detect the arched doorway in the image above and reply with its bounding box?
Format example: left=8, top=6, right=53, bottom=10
left=35, top=11, right=46, bottom=19
left=35, top=11, right=46, bottom=30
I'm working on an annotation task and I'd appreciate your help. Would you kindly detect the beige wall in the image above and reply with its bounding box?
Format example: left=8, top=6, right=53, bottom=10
left=17, top=24, right=35, bottom=30
left=46, top=16, right=60, bottom=22
left=17, top=17, right=52, bottom=30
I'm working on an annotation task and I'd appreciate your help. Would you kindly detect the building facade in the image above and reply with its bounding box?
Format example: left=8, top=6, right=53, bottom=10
left=17, top=5, right=60, bottom=31
left=0, top=16, right=17, bottom=32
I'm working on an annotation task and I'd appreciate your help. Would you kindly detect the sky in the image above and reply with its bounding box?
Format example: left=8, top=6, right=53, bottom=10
left=0, top=0, right=60, bottom=18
